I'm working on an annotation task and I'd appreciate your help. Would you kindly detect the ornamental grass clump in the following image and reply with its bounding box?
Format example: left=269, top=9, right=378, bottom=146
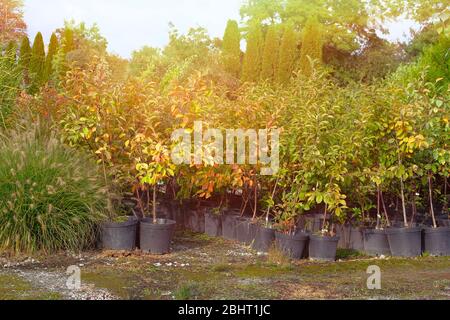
left=0, top=122, right=107, bottom=253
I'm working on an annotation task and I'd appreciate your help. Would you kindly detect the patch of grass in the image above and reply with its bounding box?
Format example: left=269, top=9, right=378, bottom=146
left=83, top=270, right=135, bottom=299
left=174, top=282, right=200, bottom=300
left=211, top=263, right=233, bottom=273
left=336, top=249, right=366, bottom=260
left=235, top=263, right=294, bottom=278
left=0, top=274, right=61, bottom=300
left=267, top=246, right=292, bottom=266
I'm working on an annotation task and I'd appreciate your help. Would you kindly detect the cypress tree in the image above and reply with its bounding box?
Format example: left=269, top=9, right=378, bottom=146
left=299, top=17, right=323, bottom=77
left=19, top=36, right=31, bottom=85
left=222, top=20, right=241, bottom=78
left=19, top=36, right=31, bottom=71
left=44, top=33, right=59, bottom=82
left=261, top=25, right=280, bottom=82
left=276, top=23, right=298, bottom=85
left=241, top=24, right=263, bottom=83
left=55, top=27, right=75, bottom=81
left=30, top=32, right=46, bottom=93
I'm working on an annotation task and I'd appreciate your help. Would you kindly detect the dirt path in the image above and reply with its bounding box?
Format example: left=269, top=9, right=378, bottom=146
left=0, top=257, right=117, bottom=300
left=1, top=231, right=449, bottom=300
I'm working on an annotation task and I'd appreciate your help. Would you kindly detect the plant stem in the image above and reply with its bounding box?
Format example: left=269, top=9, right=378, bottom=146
left=376, top=186, right=381, bottom=229
left=153, top=185, right=157, bottom=224
left=380, top=190, right=391, bottom=227
left=322, top=204, right=328, bottom=235
left=253, top=175, right=258, bottom=220
left=266, top=177, right=279, bottom=226
left=428, top=174, right=437, bottom=229
left=400, top=176, right=408, bottom=228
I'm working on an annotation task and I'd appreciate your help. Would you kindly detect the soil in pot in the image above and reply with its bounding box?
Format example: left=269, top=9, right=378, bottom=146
left=140, top=218, right=176, bottom=255
left=349, top=227, right=365, bottom=251
left=363, top=229, right=391, bottom=256
left=205, top=213, right=222, bottom=237
left=386, top=227, right=423, bottom=257
left=309, top=234, right=340, bottom=262
left=222, top=212, right=239, bottom=240
left=424, top=227, right=450, bottom=256
left=275, top=232, right=309, bottom=260
left=101, top=217, right=138, bottom=251
left=253, top=225, right=275, bottom=252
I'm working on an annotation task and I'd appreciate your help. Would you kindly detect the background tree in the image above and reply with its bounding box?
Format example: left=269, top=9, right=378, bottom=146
left=129, top=46, right=161, bottom=77
left=222, top=20, right=242, bottom=78
left=276, top=23, right=297, bottom=84
left=44, top=33, right=59, bottom=83
left=260, top=24, right=280, bottom=82
left=29, top=32, right=45, bottom=93
left=241, top=23, right=263, bottom=82
left=18, top=35, right=30, bottom=84
left=299, top=17, right=323, bottom=76
left=0, top=0, right=27, bottom=45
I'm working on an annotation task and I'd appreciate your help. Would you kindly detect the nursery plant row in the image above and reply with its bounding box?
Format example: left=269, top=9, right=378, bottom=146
left=101, top=199, right=450, bottom=261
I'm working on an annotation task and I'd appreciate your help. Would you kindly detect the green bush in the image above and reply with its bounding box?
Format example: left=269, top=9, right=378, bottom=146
left=0, top=122, right=107, bottom=253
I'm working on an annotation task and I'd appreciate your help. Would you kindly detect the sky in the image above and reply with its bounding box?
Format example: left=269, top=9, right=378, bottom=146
left=23, top=0, right=416, bottom=59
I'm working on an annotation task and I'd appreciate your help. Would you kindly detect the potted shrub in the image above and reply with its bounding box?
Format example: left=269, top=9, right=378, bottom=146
left=363, top=186, right=392, bottom=256
left=274, top=206, right=309, bottom=260
left=383, top=109, right=428, bottom=257
left=423, top=169, right=450, bottom=256
left=252, top=176, right=281, bottom=252
left=420, top=89, right=450, bottom=256
left=308, top=183, right=345, bottom=262
left=134, top=139, right=177, bottom=255
left=101, top=197, right=139, bottom=251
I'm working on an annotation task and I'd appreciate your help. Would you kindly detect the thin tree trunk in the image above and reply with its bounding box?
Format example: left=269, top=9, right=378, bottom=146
left=410, top=188, right=416, bottom=227
left=252, top=176, right=258, bottom=220
left=428, top=174, right=437, bottom=229
left=400, top=177, right=408, bottom=228
left=380, top=190, right=391, bottom=227
left=376, top=186, right=381, bottom=230
left=322, top=204, right=328, bottom=235
left=153, top=185, right=157, bottom=224
left=266, top=177, right=279, bottom=226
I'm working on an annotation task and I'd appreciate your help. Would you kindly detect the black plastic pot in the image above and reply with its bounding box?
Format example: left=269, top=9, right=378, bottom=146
left=166, top=201, right=185, bottom=230
left=248, top=222, right=258, bottom=245
left=336, top=224, right=351, bottom=249
left=235, top=218, right=258, bottom=245
left=275, top=232, right=309, bottom=260
left=140, top=218, right=176, bottom=255
left=253, top=226, right=275, bottom=252
left=186, top=210, right=205, bottom=233
left=349, top=227, right=365, bottom=251
left=309, top=235, right=340, bottom=262
left=222, top=214, right=239, bottom=240
left=438, top=218, right=450, bottom=227
left=363, top=229, right=391, bottom=256
left=205, top=213, right=222, bottom=237
left=386, top=227, right=423, bottom=257
left=424, top=227, right=450, bottom=256
left=100, top=217, right=138, bottom=251
left=304, top=214, right=324, bottom=233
